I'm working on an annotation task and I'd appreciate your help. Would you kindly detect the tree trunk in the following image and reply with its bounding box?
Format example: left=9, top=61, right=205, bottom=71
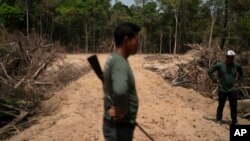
left=154, top=44, right=155, bottom=55
left=180, top=0, right=186, bottom=53
left=40, top=16, right=42, bottom=37
left=144, top=34, right=147, bottom=53
left=140, top=37, right=142, bottom=54
left=174, top=10, right=178, bottom=54
left=85, top=21, right=88, bottom=53
left=39, top=16, right=44, bottom=44
left=26, top=0, right=29, bottom=40
left=160, top=31, right=162, bottom=54
left=46, top=16, right=49, bottom=37
left=169, top=26, right=171, bottom=54
left=208, top=15, right=216, bottom=48
left=178, top=23, right=181, bottom=53
left=93, top=24, right=96, bottom=53
left=220, top=0, right=228, bottom=50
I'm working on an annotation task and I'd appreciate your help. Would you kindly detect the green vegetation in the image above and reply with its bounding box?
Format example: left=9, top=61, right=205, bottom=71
left=0, top=0, right=249, bottom=53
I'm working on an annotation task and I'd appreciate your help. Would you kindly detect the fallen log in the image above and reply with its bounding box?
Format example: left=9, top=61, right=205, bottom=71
left=0, top=110, right=19, bottom=118
left=32, top=81, right=53, bottom=85
left=0, top=104, right=28, bottom=135
left=238, top=100, right=250, bottom=115
left=0, top=110, right=28, bottom=135
left=243, top=112, right=250, bottom=118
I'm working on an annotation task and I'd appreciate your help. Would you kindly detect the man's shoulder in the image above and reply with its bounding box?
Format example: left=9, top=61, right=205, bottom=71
left=111, top=53, right=127, bottom=64
left=213, top=61, right=224, bottom=66
left=106, top=53, right=122, bottom=63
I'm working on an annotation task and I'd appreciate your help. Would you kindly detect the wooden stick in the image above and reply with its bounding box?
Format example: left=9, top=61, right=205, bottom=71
left=0, top=110, right=28, bottom=135
left=239, top=87, right=250, bottom=89
left=0, top=110, right=18, bottom=118
left=243, top=112, right=250, bottom=118
left=0, top=103, right=23, bottom=111
left=0, top=62, right=12, bottom=80
left=43, top=44, right=54, bottom=48
left=0, top=76, right=12, bottom=86
left=212, top=87, right=218, bottom=94
left=32, top=50, right=56, bottom=80
left=0, top=103, right=29, bottom=135
left=172, top=80, right=192, bottom=86
left=12, top=125, right=20, bottom=133
left=32, top=61, right=49, bottom=80
left=179, top=70, right=192, bottom=80
left=240, top=89, right=250, bottom=99
left=33, top=81, right=53, bottom=85
left=14, top=78, right=25, bottom=89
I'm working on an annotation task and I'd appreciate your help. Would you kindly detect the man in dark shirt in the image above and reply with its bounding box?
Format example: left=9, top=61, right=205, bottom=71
left=102, top=22, right=140, bottom=141
left=208, top=50, right=243, bottom=125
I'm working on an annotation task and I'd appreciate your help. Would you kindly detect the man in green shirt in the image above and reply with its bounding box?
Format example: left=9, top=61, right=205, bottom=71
left=102, top=22, right=140, bottom=141
left=208, top=50, right=243, bottom=125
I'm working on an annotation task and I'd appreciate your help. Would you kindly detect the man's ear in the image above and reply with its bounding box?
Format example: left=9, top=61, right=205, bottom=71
left=123, top=36, right=129, bottom=44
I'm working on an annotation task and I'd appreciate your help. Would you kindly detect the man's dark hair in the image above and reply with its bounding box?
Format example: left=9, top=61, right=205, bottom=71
left=114, top=22, right=141, bottom=46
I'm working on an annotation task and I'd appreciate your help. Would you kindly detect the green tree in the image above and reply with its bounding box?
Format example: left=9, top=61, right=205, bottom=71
left=230, top=0, right=250, bottom=50
left=160, top=0, right=181, bottom=54
left=0, top=3, right=24, bottom=31
left=141, top=1, right=161, bottom=53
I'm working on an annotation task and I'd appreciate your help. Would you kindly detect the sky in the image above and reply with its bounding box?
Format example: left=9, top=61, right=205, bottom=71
left=111, top=0, right=135, bottom=6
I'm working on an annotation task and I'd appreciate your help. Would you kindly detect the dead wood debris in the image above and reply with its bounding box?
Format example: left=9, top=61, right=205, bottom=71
left=143, top=43, right=250, bottom=120
left=0, top=28, right=93, bottom=139
left=0, top=39, right=59, bottom=139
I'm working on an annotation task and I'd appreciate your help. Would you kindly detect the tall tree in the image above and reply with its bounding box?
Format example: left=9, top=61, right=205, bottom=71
left=26, top=0, right=29, bottom=38
left=160, top=0, right=181, bottom=54
left=230, top=0, right=250, bottom=50
left=0, top=3, right=24, bottom=31
left=220, top=0, right=228, bottom=50
left=207, top=0, right=220, bottom=48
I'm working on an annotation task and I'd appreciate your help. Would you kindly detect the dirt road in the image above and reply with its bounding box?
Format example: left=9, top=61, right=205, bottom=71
left=8, top=54, right=249, bottom=141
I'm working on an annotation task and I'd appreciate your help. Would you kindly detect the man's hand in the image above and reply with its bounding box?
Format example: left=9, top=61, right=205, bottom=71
left=108, top=105, right=125, bottom=120
left=108, top=105, right=116, bottom=117
left=233, top=82, right=241, bottom=88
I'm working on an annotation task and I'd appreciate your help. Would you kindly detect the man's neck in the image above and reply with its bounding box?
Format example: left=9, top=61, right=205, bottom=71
left=115, top=46, right=128, bottom=59
left=225, top=60, right=234, bottom=65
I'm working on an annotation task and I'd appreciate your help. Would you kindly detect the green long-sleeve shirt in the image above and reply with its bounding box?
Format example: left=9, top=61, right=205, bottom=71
left=208, top=61, right=243, bottom=93
left=103, top=52, right=138, bottom=124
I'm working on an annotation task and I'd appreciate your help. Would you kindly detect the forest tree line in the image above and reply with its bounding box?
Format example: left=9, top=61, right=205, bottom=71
left=0, top=0, right=250, bottom=53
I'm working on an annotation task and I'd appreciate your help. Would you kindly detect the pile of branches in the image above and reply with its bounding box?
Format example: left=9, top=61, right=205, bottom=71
left=172, top=43, right=250, bottom=100
left=0, top=28, right=92, bottom=139
left=172, top=44, right=223, bottom=95
left=0, top=45, right=58, bottom=138
left=0, top=42, right=60, bottom=104
left=0, top=28, right=63, bottom=138
left=143, top=43, right=250, bottom=120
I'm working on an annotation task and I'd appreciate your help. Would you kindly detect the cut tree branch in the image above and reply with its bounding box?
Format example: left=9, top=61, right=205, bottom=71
left=0, top=62, right=12, bottom=80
